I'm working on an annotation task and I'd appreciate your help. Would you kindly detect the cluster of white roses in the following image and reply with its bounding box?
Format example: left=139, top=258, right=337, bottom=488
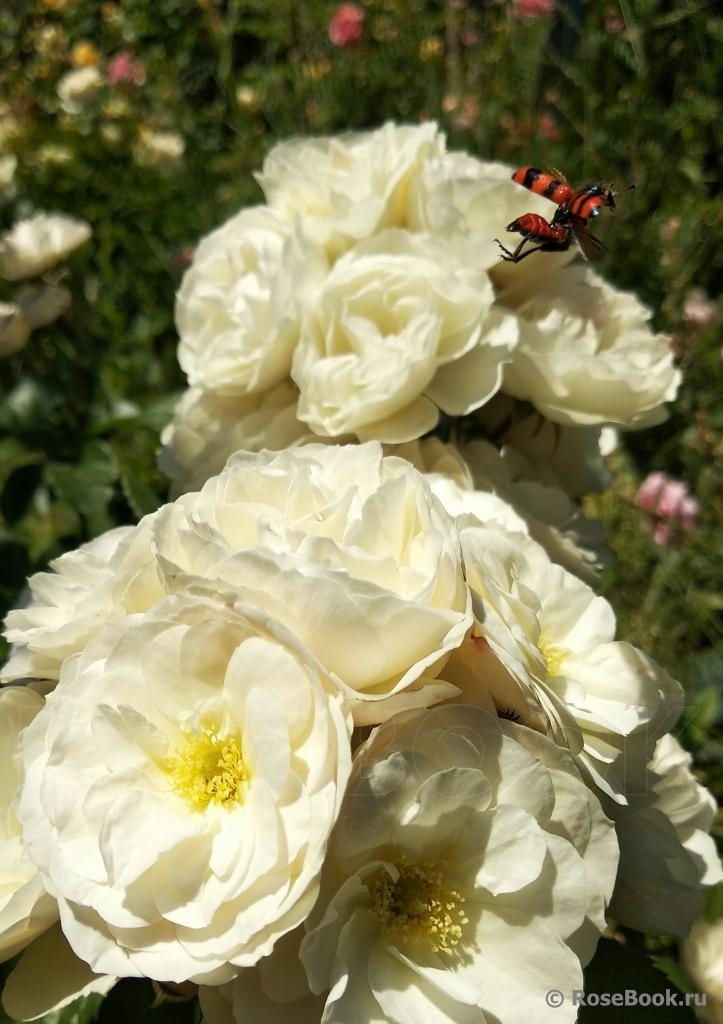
left=159, top=120, right=680, bottom=501
left=1, top=442, right=720, bottom=1024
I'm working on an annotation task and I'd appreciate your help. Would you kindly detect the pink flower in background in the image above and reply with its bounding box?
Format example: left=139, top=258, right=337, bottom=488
left=106, top=51, right=146, bottom=87
left=511, top=0, right=554, bottom=18
left=329, top=3, right=365, bottom=46
left=683, top=287, right=716, bottom=328
left=634, top=471, right=699, bottom=546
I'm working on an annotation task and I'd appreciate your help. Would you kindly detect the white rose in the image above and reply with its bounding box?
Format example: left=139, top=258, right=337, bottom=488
left=20, top=592, right=352, bottom=984
left=56, top=66, right=103, bottom=113
left=0, top=301, right=31, bottom=357
left=300, top=704, right=617, bottom=1024
left=133, top=129, right=185, bottom=166
left=292, top=230, right=516, bottom=442
left=475, top=394, right=612, bottom=497
left=682, top=918, right=723, bottom=1024
left=604, top=734, right=723, bottom=937
left=153, top=443, right=471, bottom=723
left=158, top=381, right=314, bottom=496
left=0, top=686, right=57, bottom=960
left=0, top=213, right=92, bottom=281
left=257, top=121, right=445, bottom=258
left=444, top=525, right=683, bottom=802
left=176, top=207, right=325, bottom=396
left=498, top=264, right=681, bottom=427
left=1, top=521, right=163, bottom=686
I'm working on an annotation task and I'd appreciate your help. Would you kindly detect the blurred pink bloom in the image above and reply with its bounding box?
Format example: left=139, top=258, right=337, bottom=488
left=106, top=51, right=146, bottom=87
left=634, top=471, right=699, bottom=546
left=329, top=3, right=366, bottom=46
left=537, top=112, right=561, bottom=140
left=511, top=0, right=554, bottom=19
left=683, top=287, right=716, bottom=328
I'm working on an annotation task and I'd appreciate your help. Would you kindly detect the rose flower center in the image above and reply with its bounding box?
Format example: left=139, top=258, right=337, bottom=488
left=164, top=727, right=248, bottom=811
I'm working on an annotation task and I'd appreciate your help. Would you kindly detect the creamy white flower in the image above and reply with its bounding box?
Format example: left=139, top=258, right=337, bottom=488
left=20, top=593, right=352, bottom=984
left=133, top=129, right=185, bottom=166
left=0, top=301, right=31, bottom=357
left=2, top=521, right=163, bottom=685
left=16, top=283, right=71, bottom=329
left=459, top=438, right=609, bottom=581
left=0, top=686, right=57, bottom=960
left=682, top=918, right=723, bottom=1024
left=0, top=213, right=91, bottom=281
left=199, top=927, right=323, bottom=1024
left=444, top=525, right=683, bottom=802
left=475, top=394, right=612, bottom=497
left=496, top=264, right=681, bottom=428
left=56, top=66, right=102, bottom=113
left=158, top=381, right=313, bottom=496
left=300, top=703, right=618, bottom=1024
left=257, top=121, right=445, bottom=259
left=176, top=208, right=323, bottom=396
left=153, top=443, right=471, bottom=723
left=292, top=230, right=516, bottom=442
left=604, top=734, right=722, bottom=937
left=2, top=923, right=117, bottom=1021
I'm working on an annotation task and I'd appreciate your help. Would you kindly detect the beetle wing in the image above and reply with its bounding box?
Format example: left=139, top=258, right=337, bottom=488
left=571, top=215, right=607, bottom=261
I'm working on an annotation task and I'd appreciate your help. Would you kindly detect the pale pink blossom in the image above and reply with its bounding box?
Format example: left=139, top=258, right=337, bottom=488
left=328, top=3, right=365, bottom=46
left=106, top=51, right=146, bottom=87
left=683, top=287, right=716, bottom=328
left=511, top=0, right=554, bottom=18
left=634, top=471, right=699, bottom=545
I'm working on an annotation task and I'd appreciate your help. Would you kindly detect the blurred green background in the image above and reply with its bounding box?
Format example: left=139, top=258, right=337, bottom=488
left=0, top=0, right=721, bottom=791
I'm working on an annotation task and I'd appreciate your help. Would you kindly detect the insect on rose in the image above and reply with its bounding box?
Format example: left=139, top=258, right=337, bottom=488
left=495, top=166, right=635, bottom=264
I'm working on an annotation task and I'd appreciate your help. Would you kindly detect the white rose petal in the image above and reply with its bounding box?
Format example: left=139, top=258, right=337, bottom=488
left=56, top=66, right=102, bottom=113
left=0, top=213, right=92, bottom=281
left=20, top=593, right=352, bottom=984
left=682, top=918, right=723, bottom=1024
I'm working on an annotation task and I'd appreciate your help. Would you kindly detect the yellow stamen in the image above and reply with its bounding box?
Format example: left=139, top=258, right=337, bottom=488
left=164, top=726, right=248, bottom=812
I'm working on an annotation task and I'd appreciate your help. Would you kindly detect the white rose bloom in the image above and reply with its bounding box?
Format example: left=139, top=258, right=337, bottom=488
left=475, top=394, right=612, bottom=497
left=0, top=301, right=31, bottom=357
left=0, top=686, right=57, bottom=960
left=56, top=66, right=102, bottom=113
left=2, top=923, right=117, bottom=1021
left=133, top=129, right=185, bottom=167
left=497, top=264, right=681, bottom=428
left=257, top=121, right=445, bottom=258
left=20, top=593, right=352, bottom=984
left=153, top=443, right=471, bottom=723
left=292, top=230, right=516, bottom=442
left=603, top=734, right=723, bottom=937
left=459, top=438, right=609, bottom=582
left=300, top=704, right=618, bottom=1024
left=176, top=207, right=323, bottom=396
left=444, top=525, right=683, bottom=803
left=0, top=213, right=91, bottom=281
left=158, top=381, right=313, bottom=496
left=682, top=918, right=723, bottom=1024
left=15, top=283, right=71, bottom=329
left=1, top=521, right=163, bottom=686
